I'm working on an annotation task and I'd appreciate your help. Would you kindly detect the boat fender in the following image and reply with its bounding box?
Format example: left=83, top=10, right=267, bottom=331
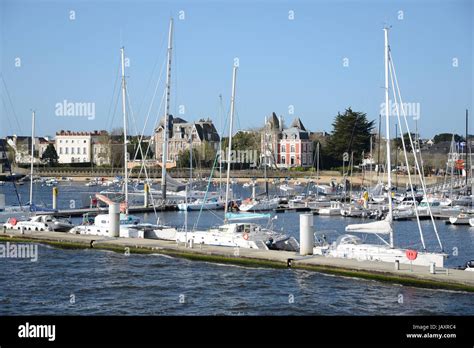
left=90, top=240, right=95, bottom=248
left=9, top=218, right=17, bottom=226
left=243, top=233, right=249, bottom=240
left=287, top=258, right=293, bottom=268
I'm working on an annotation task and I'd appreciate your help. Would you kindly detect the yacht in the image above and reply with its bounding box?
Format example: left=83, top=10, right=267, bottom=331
left=4, top=215, right=73, bottom=232
left=178, top=197, right=225, bottom=211
left=318, top=201, right=342, bottom=216
left=239, top=197, right=279, bottom=212
left=313, top=28, right=447, bottom=268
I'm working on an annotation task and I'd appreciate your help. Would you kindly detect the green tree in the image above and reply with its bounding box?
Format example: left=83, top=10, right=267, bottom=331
left=325, top=108, right=375, bottom=166
left=394, top=132, right=417, bottom=152
left=222, top=131, right=260, bottom=153
left=176, top=147, right=199, bottom=168
left=433, top=133, right=464, bottom=144
left=41, top=144, right=59, bottom=166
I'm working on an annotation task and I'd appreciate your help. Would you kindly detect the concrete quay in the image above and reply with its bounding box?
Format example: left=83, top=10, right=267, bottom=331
left=1, top=228, right=473, bottom=292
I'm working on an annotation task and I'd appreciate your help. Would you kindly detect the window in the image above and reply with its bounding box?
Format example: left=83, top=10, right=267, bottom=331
left=291, top=156, right=295, bottom=165
left=281, top=156, right=286, bottom=165
left=83, top=147, right=86, bottom=154
left=71, top=148, right=75, bottom=154
left=290, top=145, right=295, bottom=153
left=77, top=147, right=80, bottom=154
left=84, top=140, right=86, bottom=143
left=65, top=148, right=68, bottom=154
left=72, top=140, right=74, bottom=143
left=71, top=157, right=74, bottom=163
left=281, top=145, right=286, bottom=153
left=59, top=148, right=63, bottom=154
left=302, top=154, right=306, bottom=165
left=59, top=140, right=62, bottom=143
left=65, top=140, right=68, bottom=143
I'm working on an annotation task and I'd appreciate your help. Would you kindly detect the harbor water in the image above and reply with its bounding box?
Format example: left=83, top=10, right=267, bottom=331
left=1, top=182, right=473, bottom=315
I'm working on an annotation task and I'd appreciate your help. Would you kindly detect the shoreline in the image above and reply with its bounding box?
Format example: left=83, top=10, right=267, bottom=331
left=2, top=229, right=473, bottom=293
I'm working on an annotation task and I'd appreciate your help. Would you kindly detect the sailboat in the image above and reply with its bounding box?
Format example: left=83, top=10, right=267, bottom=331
left=314, top=28, right=447, bottom=267
left=177, top=131, right=225, bottom=211
left=0, top=111, right=37, bottom=222
left=239, top=119, right=280, bottom=212
left=72, top=44, right=178, bottom=239
left=155, top=66, right=298, bottom=251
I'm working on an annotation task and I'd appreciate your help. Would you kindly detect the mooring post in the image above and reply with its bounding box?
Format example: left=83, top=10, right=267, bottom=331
left=52, top=186, right=58, bottom=210
left=299, top=213, right=314, bottom=255
left=144, top=183, right=149, bottom=208
left=109, top=203, right=120, bottom=237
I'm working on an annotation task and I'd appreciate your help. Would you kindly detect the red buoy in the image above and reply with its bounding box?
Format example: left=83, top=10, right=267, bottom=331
left=406, top=249, right=418, bottom=261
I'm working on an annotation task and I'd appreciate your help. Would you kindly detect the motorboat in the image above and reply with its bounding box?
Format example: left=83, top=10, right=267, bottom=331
left=448, top=213, right=471, bottom=225
left=69, top=213, right=177, bottom=239
left=178, top=197, right=225, bottom=211
left=239, top=197, right=279, bottom=212
left=317, top=201, right=342, bottom=216
left=3, top=215, right=73, bottom=232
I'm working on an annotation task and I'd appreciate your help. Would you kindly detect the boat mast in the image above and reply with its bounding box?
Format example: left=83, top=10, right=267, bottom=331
left=264, top=125, right=268, bottom=198
left=384, top=27, right=394, bottom=248
left=120, top=47, right=129, bottom=214
left=377, top=114, right=382, bottom=181
left=466, top=109, right=469, bottom=192
left=369, top=135, right=373, bottom=191
left=395, top=122, right=398, bottom=189
left=218, top=94, right=223, bottom=197
left=189, top=131, right=193, bottom=193
left=224, top=66, right=238, bottom=221
left=29, top=110, right=35, bottom=205
left=161, top=18, right=174, bottom=201
left=316, top=141, right=320, bottom=198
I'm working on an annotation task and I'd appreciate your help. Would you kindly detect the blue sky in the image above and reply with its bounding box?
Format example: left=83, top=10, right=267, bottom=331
left=0, top=0, right=472, bottom=139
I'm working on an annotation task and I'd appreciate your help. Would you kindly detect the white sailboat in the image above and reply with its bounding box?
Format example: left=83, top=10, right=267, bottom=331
left=155, top=65, right=298, bottom=251
left=73, top=44, right=178, bottom=239
left=314, top=28, right=447, bottom=267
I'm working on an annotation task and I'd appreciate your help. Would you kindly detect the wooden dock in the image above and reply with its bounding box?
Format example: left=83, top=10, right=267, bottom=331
left=1, top=228, right=473, bottom=292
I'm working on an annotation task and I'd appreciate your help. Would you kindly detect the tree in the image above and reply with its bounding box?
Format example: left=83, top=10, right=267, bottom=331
left=325, top=108, right=375, bottom=166
left=41, top=144, right=59, bottom=166
left=222, top=131, right=261, bottom=153
left=433, top=133, right=464, bottom=144
left=394, top=132, right=417, bottom=152
left=176, top=147, right=200, bottom=168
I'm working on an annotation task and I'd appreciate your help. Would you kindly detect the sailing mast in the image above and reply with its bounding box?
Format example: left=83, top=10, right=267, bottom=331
left=395, top=123, right=398, bottom=189
left=218, top=94, right=223, bottom=197
left=224, top=66, right=238, bottom=221
left=377, top=114, right=382, bottom=181
left=316, top=141, right=320, bottom=198
left=29, top=110, right=35, bottom=206
left=384, top=27, right=394, bottom=248
left=161, top=18, right=174, bottom=201
left=120, top=47, right=129, bottom=214
left=466, top=109, right=469, bottom=192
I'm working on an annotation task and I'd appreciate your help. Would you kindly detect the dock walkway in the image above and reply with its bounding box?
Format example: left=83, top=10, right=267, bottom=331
left=1, top=228, right=473, bottom=292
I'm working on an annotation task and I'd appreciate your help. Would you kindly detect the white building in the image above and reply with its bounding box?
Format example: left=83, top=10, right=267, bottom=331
left=55, top=130, right=108, bottom=164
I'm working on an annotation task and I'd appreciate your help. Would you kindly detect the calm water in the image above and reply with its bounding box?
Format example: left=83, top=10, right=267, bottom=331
left=1, top=181, right=473, bottom=315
